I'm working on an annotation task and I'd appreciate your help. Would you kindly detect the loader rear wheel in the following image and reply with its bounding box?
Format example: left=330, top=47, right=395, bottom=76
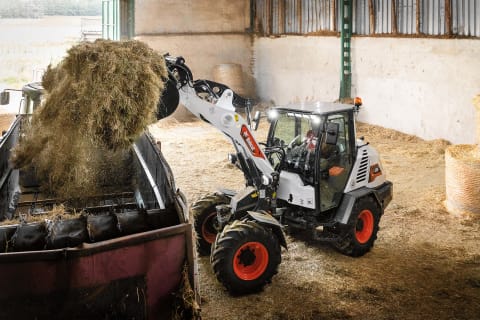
left=211, top=220, right=281, bottom=294
left=334, top=196, right=381, bottom=257
left=192, top=193, right=229, bottom=256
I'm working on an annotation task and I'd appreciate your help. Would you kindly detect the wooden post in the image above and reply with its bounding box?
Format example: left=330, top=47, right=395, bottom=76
left=332, top=0, right=337, bottom=32
left=250, top=0, right=256, bottom=33
left=268, top=0, right=273, bottom=35
left=445, top=0, right=452, bottom=36
left=297, top=0, right=302, bottom=33
left=368, top=0, right=375, bottom=34
left=391, top=0, right=398, bottom=34
left=416, top=0, right=421, bottom=34
left=280, top=0, right=286, bottom=34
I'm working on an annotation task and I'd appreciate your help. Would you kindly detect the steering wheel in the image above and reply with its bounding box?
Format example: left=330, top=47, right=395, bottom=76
left=287, top=135, right=301, bottom=149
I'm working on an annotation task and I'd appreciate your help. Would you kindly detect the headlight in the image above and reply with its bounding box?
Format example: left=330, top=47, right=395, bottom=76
left=267, top=109, right=278, bottom=122
left=261, top=175, right=271, bottom=186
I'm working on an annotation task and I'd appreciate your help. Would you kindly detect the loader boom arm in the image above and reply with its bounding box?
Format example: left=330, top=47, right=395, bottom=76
left=164, top=56, right=275, bottom=182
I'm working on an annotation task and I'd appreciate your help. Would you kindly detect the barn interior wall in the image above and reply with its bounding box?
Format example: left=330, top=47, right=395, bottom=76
left=135, top=0, right=479, bottom=144
left=135, top=0, right=255, bottom=95
left=254, top=36, right=480, bottom=144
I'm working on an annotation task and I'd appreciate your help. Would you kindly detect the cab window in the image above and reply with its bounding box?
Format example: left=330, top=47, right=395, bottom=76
left=270, top=112, right=320, bottom=148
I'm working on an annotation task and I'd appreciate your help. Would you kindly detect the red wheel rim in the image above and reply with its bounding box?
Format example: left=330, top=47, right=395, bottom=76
left=201, top=212, right=217, bottom=244
left=233, top=242, right=269, bottom=281
left=355, top=210, right=374, bottom=244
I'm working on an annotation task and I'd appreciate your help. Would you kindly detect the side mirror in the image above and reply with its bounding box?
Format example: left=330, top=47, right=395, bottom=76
left=252, top=111, right=261, bottom=131
left=0, top=91, right=10, bottom=105
left=325, top=122, right=339, bottom=145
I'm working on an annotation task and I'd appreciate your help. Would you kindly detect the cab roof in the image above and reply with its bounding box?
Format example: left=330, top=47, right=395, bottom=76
left=22, top=82, right=43, bottom=101
left=274, top=101, right=353, bottom=115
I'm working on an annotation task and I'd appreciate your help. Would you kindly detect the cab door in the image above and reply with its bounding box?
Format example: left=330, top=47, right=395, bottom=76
left=317, top=111, right=354, bottom=212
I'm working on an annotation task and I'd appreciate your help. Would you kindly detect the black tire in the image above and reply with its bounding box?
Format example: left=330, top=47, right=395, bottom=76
left=210, top=220, right=281, bottom=294
left=334, top=196, right=381, bottom=257
left=191, top=193, right=229, bottom=256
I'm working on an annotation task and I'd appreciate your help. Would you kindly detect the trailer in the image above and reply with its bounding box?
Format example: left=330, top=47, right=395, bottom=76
left=0, top=85, right=198, bottom=319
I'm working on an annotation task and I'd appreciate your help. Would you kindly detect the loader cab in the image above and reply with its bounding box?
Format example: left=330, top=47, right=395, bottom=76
left=266, top=103, right=356, bottom=212
left=1, top=82, right=44, bottom=115
left=21, top=82, right=43, bottom=115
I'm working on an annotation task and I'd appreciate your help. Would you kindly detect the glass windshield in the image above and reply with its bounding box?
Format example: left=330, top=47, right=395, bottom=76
left=270, top=112, right=322, bottom=148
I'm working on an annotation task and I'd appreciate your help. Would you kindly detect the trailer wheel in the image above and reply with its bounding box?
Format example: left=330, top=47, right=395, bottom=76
left=191, top=193, right=229, bottom=256
left=211, top=220, right=281, bottom=294
left=334, top=196, right=381, bottom=257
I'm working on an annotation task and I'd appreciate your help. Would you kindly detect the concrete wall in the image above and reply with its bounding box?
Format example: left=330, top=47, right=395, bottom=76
left=136, top=34, right=253, bottom=84
left=254, top=37, right=340, bottom=104
left=254, top=36, right=480, bottom=144
left=135, top=0, right=254, bottom=95
left=135, top=0, right=250, bottom=34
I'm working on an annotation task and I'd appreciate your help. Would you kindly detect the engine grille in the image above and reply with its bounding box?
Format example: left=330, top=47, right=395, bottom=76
left=356, top=149, right=369, bottom=183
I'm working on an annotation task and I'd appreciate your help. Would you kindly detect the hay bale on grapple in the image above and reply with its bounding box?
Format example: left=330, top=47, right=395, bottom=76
left=11, top=39, right=167, bottom=199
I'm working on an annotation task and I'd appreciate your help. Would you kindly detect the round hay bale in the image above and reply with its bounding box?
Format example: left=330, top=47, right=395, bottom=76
left=445, top=95, right=480, bottom=215
left=474, top=94, right=480, bottom=150
left=445, top=144, right=480, bottom=215
left=212, top=63, right=246, bottom=96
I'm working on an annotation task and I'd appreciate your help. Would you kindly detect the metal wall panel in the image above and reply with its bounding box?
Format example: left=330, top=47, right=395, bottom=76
left=452, top=0, right=480, bottom=36
left=285, top=0, right=301, bottom=33
left=420, top=0, right=446, bottom=35
left=373, top=0, right=392, bottom=34
left=254, top=0, right=479, bottom=37
left=319, top=0, right=334, bottom=31
left=302, top=0, right=334, bottom=32
left=256, top=0, right=268, bottom=34
left=272, top=0, right=281, bottom=34
left=396, top=0, right=417, bottom=34
left=353, top=0, right=370, bottom=35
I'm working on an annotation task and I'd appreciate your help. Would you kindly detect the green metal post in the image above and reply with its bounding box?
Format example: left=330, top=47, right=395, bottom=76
left=101, top=0, right=120, bottom=40
left=339, top=0, right=353, bottom=100
left=128, top=0, right=135, bottom=39
left=114, top=0, right=120, bottom=40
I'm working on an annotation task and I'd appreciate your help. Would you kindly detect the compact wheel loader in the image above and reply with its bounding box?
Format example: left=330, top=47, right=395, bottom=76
left=163, top=55, right=392, bottom=294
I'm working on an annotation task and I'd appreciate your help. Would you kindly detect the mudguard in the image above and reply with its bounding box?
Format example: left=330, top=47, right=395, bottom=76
left=334, top=181, right=393, bottom=225
left=230, top=186, right=257, bottom=213
left=246, top=211, right=287, bottom=249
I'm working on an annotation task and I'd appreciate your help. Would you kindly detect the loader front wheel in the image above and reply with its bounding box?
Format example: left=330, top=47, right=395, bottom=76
left=211, top=220, right=281, bottom=294
left=192, top=193, right=229, bottom=256
left=334, top=196, right=381, bottom=257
